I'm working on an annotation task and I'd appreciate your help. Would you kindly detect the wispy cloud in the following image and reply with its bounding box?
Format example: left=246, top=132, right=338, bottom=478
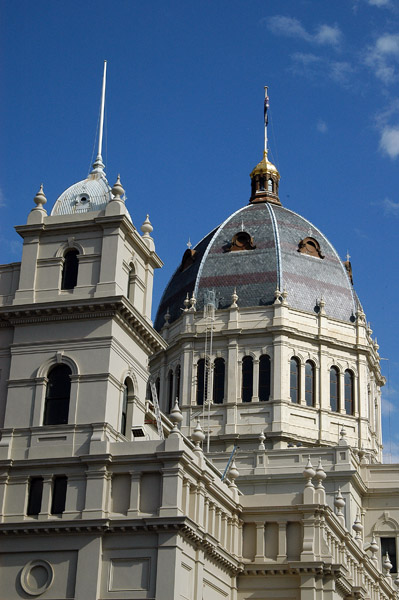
left=290, top=53, right=353, bottom=85
left=382, top=394, right=398, bottom=415
left=317, top=119, right=328, bottom=133
left=329, top=61, right=354, bottom=83
left=354, top=227, right=369, bottom=239
left=364, top=34, right=399, bottom=84
left=0, top=188, right=6, bottom=208
left=266, top=16, right=343, bottom=48
left=383, top=440, right=399, bottom=464
left=368, top=0, right=390, bottom=7
left=381, top=197, right=399, bottom=214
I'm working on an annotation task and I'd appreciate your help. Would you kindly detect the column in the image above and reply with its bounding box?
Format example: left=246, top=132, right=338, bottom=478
left=32, top=376, right=47, bottom=426
left=277, top=521, right=287, bottom=562
left=127, top=472, right=141, bottom=517
left=255, top=522, right=265, bottom=560
left=83, top=464, right=110, bottom=519
left=38, top=475, right=53, bottom=520
left=159, top=465, right=184, bottom=517
left=252, top=359, right=260, bottom=402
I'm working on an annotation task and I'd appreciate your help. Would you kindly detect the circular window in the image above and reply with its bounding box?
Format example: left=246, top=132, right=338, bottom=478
left=20, top=560, right=54, bottom=596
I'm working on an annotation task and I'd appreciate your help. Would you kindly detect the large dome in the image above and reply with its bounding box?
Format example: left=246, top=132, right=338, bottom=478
left=155, top=201, right=357, bottom=331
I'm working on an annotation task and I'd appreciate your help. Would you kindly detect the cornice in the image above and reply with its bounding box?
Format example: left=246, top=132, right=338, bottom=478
left=0, top=516, right=242, bottom=574
left=0, top=296, right=166, bottom=353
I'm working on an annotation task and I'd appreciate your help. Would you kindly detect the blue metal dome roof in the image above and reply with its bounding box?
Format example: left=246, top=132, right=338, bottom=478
left=154, top=202, right=357, bottom=331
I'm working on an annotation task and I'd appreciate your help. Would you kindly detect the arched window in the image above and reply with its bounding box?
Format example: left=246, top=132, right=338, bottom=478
left=242, top=356, right=253, bottom=403
left=61, top=249, right=79, bottom=290
left=259, top=355, right=271, bottom=402
left=121, top=378, right=134, bottom=436
left=268, top=178, right=273, bottom=192
left=175, top=365, right=181, bottom=405
left=43, top=364, right=71, bottom=425
left=330, top=367, right=340, bottom=412
left=167, top=369, right=174, bottom=413
left=290, top=358, right=300, bottom=403
left=196, top=359, right=205, bottom=405
left=344, top=370, right=354, bottom=415
left=127, top=263, right=136, bottom=302
left=305, top=361, right=315, bottom=407
left=213, top=358, right=225, bottom=404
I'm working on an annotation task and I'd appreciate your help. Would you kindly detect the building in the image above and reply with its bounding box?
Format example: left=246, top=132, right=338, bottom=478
left=0, top=79, right=398, bottom=599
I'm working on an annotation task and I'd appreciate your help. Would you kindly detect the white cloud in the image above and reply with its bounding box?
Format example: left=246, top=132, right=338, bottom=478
left=266, top=16, right=342, bottom=48
left=0, top=188, right=6, bottom=208
left=376, top=34, right=399, bottom=57
left=379, top=125, right=399, bottom=158
left=364, top=34, right=399, bottom=84
left=317, top=119, right=328, bottom=133
left=314, top=24, right=342, bottom=47
left=267, top=16, right=311, bottom=41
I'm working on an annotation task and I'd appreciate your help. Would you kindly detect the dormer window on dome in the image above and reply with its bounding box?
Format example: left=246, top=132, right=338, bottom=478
left=223, top=231, right=256, bottom=253
left=298, top=237, right=324, bottom=259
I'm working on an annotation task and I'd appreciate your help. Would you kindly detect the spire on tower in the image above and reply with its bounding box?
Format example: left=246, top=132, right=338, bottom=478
left=91, top=61, right=107, bottom=175
left=264, top=86, right=269, bottom=156
left=249, top=87, right=281, bottom=205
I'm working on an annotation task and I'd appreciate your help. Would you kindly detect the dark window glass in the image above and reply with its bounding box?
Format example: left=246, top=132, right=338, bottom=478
left=213, top=358, right=225, bottom=404
left=51, top=476, right=67, bottom=514
left=381, top=538, right=397, bottom=573
left=127, top=264, right=135, bottom=301
left=155, top=377, right=160, bottom=401
left=330, top=367, right=340, bottom=412
left=242, top=356, right=253, bottom=403
left=290, top=358, right=300, bottom=403
left=196, top=359, right=205, bottom=405
left=259, top=355, right=271, bottom=402
left=175, top=365, right=181, bottom=405
left=121, top=384, right=128, bottom=436
left=167, top=370, right=174, bottom=412
left=305, top=361, right=315, bottom=407
left=27, top=477, right=43, bottom=516
left=43, top=364, right=71, bottom=425
left=344, top=370, right=354, bottom=415
left=61, top=249, right=79, bottom=290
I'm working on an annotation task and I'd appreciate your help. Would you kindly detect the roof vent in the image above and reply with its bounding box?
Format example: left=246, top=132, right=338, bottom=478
left=131, top=427, right=146, bottom=438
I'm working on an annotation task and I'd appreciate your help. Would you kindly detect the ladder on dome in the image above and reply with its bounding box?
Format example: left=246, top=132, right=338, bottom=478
left=150, top=381, right=164, bottom=440
left=203, top=290, right=216, bottom=453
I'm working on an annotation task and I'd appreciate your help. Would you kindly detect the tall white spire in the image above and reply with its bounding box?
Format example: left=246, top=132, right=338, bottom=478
left=91, top=60, right=107, bottom=174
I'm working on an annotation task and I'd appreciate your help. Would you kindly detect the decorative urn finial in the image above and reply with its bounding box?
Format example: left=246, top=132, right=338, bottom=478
left=111, top=175, right=125, bottom=201
left=33, top=184, right=47, bottom=208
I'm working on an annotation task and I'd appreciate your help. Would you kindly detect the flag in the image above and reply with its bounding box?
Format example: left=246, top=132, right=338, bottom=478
left=264, top=95, right=269, bottom=127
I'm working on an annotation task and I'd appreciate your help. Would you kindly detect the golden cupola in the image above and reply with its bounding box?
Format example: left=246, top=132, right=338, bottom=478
left=249, top=150, right=281, bottom=205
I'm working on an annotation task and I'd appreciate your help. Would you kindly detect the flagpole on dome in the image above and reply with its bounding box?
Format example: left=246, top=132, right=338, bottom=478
left=264, top=86, right=269, bottom=158
left=92, top=60, right=107, bottom=174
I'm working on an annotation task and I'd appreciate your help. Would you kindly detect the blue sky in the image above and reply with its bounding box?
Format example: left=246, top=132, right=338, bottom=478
left=1, top=0, right=398, bottom=460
